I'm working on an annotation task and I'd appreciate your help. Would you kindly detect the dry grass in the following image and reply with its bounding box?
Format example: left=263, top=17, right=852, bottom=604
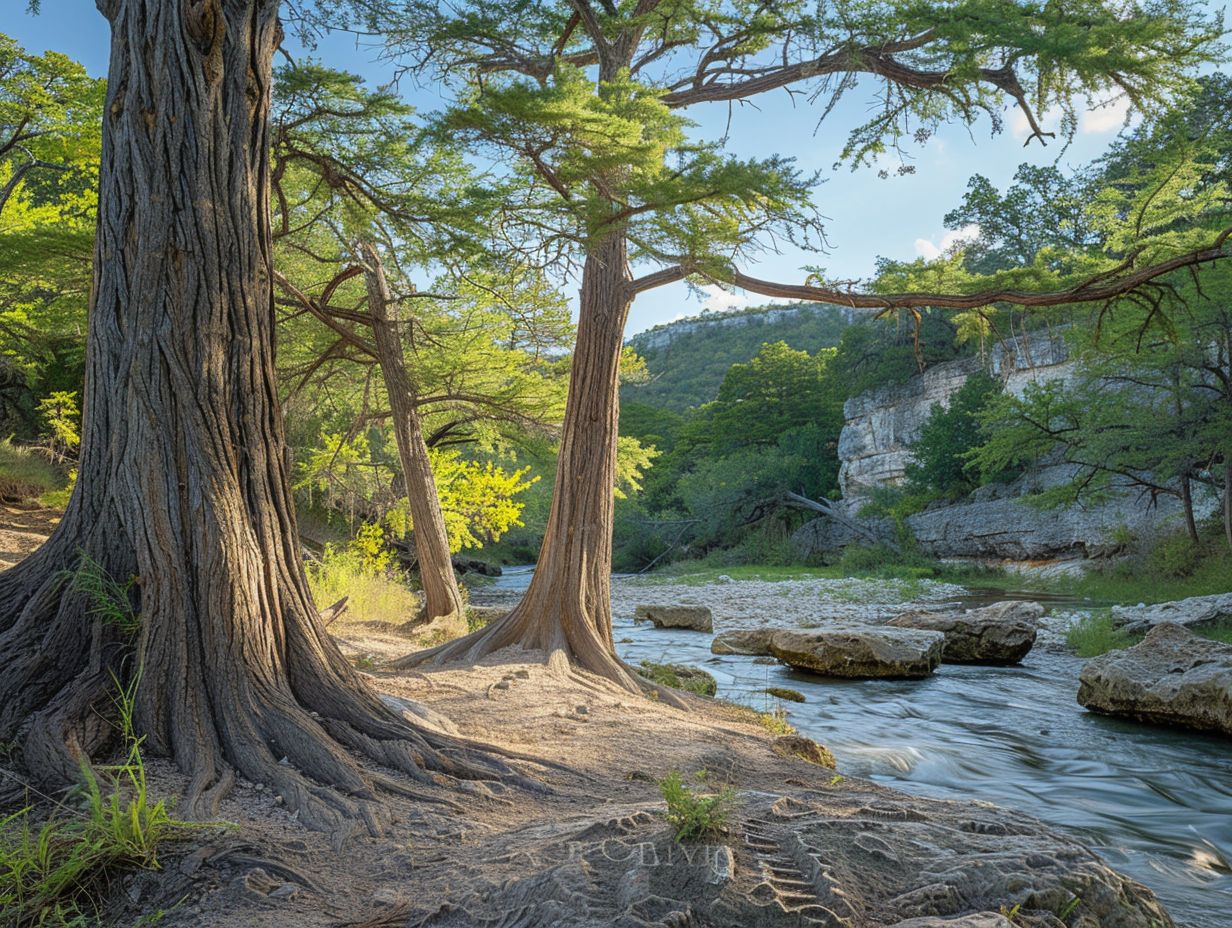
left=306, top=547, right=419, bottom=626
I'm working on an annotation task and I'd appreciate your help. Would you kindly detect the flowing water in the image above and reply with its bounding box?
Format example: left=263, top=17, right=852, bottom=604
left=482, top=567, right=1232, bottom=927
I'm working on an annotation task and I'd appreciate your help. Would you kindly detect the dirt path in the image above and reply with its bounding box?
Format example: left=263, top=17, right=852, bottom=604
left=0, top=502, right=61, bottom=570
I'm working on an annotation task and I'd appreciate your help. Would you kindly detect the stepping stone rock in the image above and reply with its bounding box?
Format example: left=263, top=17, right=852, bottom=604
left=886, top=600, right=1039, bottom=664
left=1078, top=623, right=1232, bottom=736
left=770, top=626, right=943, bottom=679
left=634, top=604, right=713, bottom=632
left=710, top=628, right=774, bottom=655
left=1111, top=591, right=1232, bottom=634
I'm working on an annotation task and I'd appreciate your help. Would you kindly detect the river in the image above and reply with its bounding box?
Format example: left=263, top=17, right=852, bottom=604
left=481, top=566, right=1232, bottom=927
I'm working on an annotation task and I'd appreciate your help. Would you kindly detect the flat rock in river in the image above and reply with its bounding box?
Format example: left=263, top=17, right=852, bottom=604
left=1111, top=592, right=1232, bottom=634
left=634, top=604, right=713, bottom=631
left=1078, top=623, right=1232, bottom=736
left=886, top=600, right=1040, bottom=664
left=769, top=626, right=943, bottom=678
left=710, top=628, right=775, bottom=655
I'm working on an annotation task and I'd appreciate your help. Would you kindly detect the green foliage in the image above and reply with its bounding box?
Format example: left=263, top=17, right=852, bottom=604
left=657, top=770, right=736, bottom=843
left=64, top=553, right=139, bottom=637
left=1065, top=611, right=1144, bottom=657
left=37, top=390, right=79, bottom=459
left=305, top=533, right=420, bottom=625
left=623, top=304, right=853, bottom=411
left=637, top=661, right=717, bottom=697
left=0, top=676, right=197, bottom=927
left=906, top=372, right=1009, bottom=500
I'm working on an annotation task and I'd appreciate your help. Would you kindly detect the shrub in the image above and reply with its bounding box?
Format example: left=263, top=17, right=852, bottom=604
left=305, top=540, right=419, bottom=626
left=1144, top=530, right=1204, bottom=579
left=658, top=770, right=736, bottom=842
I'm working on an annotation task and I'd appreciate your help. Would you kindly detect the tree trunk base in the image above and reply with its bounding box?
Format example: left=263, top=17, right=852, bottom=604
left=390, top=603, right=690, bottom=709
left=0, top=534, right=538, bottom=839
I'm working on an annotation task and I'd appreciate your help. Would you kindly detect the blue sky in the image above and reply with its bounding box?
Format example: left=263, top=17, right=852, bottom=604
left=8, top=1, right=1229, bottom=334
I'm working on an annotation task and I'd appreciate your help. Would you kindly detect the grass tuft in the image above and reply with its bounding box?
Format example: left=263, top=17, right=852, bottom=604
left=638, top=660, right=717, bottom=697
left=0, top=438, right=67, bottom=504
left=0, top=673, right=201, bottom=926
left=658, top=770, right=736, bottom=842
left=1065, top=611, right=1144, bottom=657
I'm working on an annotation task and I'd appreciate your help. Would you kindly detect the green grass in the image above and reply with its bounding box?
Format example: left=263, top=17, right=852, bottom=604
left=0, top=675, right=200, bottom=926
left=305, top=545, right=419, bottom=625
left=1065, top=611, right=1144, bottom=657
left=1065, top=611, right=1232, bottom=657
left=0, top=438, right=67, bottom=504
left=1046, top=549, right=1232, bottom=606
left=658, top=770, right=737, bottom=842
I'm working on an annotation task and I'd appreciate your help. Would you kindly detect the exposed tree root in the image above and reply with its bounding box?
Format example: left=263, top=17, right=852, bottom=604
left=0, top=523, right=545, bottom=839
left=391, top=602, right=691, bottom=710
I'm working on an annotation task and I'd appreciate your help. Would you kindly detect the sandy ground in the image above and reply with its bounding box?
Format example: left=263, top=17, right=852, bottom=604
left=0, top=502, right=60, bottom=569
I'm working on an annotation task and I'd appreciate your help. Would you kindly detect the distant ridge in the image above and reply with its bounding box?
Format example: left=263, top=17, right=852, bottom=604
left=623, top=302, right=860, bottom=411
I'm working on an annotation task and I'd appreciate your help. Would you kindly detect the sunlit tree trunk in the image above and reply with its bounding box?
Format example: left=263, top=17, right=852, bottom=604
left=0, top=0, right=512, bottom=831
left=360, top=243, right=466, bottom=634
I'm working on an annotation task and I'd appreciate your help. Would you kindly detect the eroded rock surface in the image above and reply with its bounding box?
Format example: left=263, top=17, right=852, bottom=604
left=769, top=627, right=943, bottom=678
left=886, top=601, right=1041, bottom=664
left=409, top=791, right=1172, bottom=927
left=1078, top=624, right=1232, bottom=736
left=1111, top=592, right=1232, bottom=634
left=711, top=629, right=775, bottom=655
left=635, top=604, right=713, bottom=632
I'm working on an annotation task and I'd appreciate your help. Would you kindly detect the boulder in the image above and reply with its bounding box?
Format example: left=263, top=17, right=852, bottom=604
left=886, top=601, right=1041, bottom=664
left=710, top=628, right=775, bottom=655
left=1111, top=592, right=1232, bottom=634
left=1078, top=623, right=1232, bottom=735
left=769, top=626, right=943, bottom=679
left=633, top=604, right=713, bottom=632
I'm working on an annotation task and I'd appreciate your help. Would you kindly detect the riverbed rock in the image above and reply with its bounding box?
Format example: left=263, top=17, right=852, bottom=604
left=634, top=604, right=713, bottom=632
left=411, top=789, right=1172, bottom=928
left=710, top=628, right=775, bottom=655
left=1078, top=624, right=1232, bottom=736
left=886, top=601, right=1041, bottom=664
left=1111, top=591, right=1232, bottom=634
left=769, top=626, right=944, bottom=678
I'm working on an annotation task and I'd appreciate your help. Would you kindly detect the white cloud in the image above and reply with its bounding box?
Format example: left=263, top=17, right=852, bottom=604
left=914, top=223, right=980, bottom=261
left=1081, top=95, right=1132, bottom=134
left=1009, top=95, right=1134, bottom=140
left=698, top=284, right=752, bottom=313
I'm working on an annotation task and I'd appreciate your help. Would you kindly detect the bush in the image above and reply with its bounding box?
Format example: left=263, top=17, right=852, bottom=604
left=305, top=540, right=419, bottom=626
left=905, top=372, right=1011, bottom=500
left=1145, top=530, right=1204, bottom=579
left=658, top=770, right=736, bottom=842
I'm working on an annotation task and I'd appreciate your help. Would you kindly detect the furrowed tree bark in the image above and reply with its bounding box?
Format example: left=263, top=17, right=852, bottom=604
left=360, top=242, right=466, bottom=634
left=392, top=230, right=680, bottom=701
left=0, top=0, right=523, bottom=836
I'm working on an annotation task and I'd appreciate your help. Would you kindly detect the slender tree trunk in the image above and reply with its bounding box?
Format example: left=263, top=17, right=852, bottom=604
left=1223, top=457, right=1231, bottom=551
left=360, top=243, right=466, bottom=634
left=393, top=231, right=669, bottom=697
left=0, top=0, right=516, bottom=833
left=1180, top=471, right=1199, bottom=543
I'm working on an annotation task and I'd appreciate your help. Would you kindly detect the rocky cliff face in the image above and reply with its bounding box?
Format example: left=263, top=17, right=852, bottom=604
left=799, top=332, right=1212, bottom=564
left=838, top=333, right=1072, bottom=497
left=630, top=303, right=862, bottom=351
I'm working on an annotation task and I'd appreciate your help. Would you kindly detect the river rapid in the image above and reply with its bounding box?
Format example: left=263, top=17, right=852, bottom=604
left=478, top=567, right=1232, bottom=927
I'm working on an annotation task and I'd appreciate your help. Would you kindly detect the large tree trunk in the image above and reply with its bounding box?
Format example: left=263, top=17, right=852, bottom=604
left=393, top=231, right=667, bottom=698
left=360, top=243, right=466, bottom=634
left=0, top=0, right=517, bottom=834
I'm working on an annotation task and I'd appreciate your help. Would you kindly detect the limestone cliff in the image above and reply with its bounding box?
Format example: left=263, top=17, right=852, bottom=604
left=797, top=331, right=1210, bottom=564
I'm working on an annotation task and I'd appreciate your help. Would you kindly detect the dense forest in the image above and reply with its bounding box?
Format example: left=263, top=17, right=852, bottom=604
left=1, top=2, right=1231, bottom=926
